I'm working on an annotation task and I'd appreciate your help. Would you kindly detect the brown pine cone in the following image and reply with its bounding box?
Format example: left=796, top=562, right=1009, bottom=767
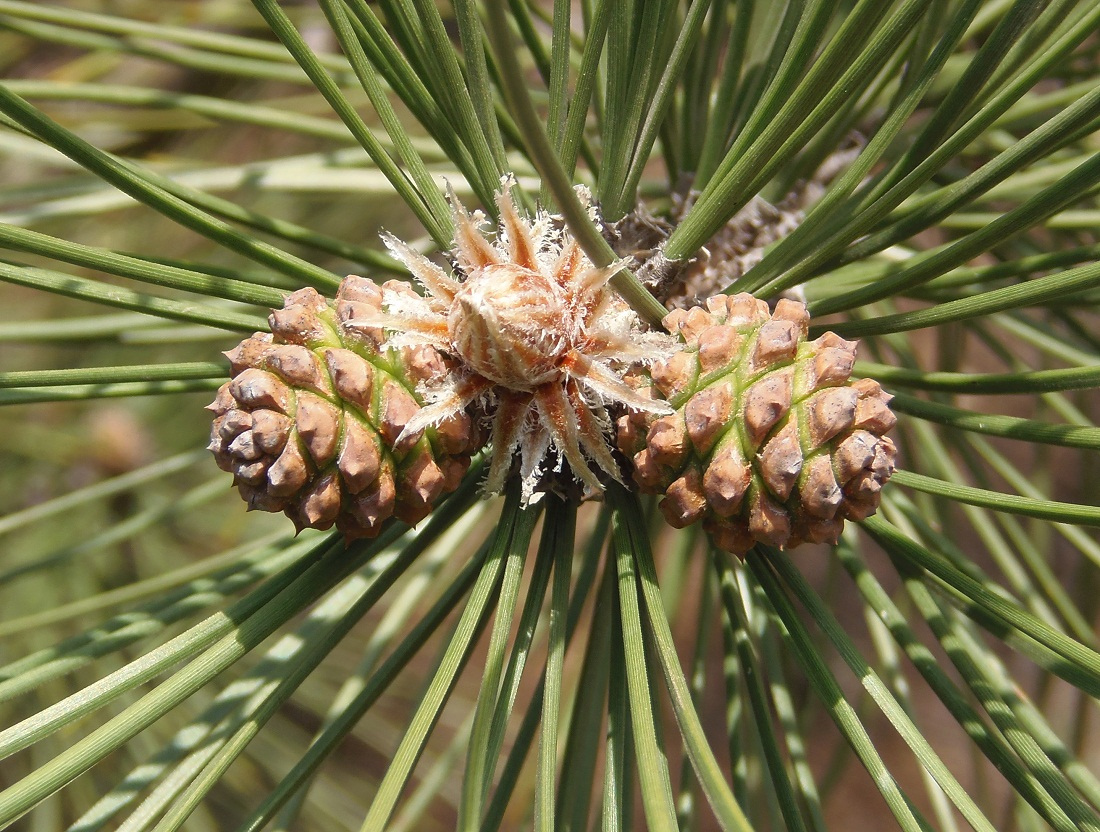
left=208, top=277, right=484, bottom=540
left=616, top=293, right=897, bottom=555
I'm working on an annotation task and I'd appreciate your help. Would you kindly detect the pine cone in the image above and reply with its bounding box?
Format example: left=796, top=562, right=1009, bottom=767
left=208, top=277, right=484, bottom=540
left=616, top=294, right=897, bottom=555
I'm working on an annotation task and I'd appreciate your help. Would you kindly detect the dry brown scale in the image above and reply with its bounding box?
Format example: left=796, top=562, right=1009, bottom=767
left=615, top=293, right=897, bottom=556
left=207, top=277, right=483, bottom=541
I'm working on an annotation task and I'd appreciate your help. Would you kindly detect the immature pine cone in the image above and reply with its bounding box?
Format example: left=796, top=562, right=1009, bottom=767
left=208, top=277, right=483, bottom=540
left=616, top=294, right=897, bottom=555
left=352, top=179, right=675, bottom=503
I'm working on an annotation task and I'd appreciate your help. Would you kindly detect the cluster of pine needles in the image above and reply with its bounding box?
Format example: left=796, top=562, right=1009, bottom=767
left=0, top=1, right=1098, bottom=830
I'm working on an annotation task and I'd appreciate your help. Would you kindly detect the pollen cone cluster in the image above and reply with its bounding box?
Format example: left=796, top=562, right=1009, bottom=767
left=208, top=278, right=483, bottom=540
left=616, top=294, right=897, bottom=556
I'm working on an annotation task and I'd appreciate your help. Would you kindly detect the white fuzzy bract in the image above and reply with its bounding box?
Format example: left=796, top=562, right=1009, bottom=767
left=350, top=177, right=673, bottom=501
